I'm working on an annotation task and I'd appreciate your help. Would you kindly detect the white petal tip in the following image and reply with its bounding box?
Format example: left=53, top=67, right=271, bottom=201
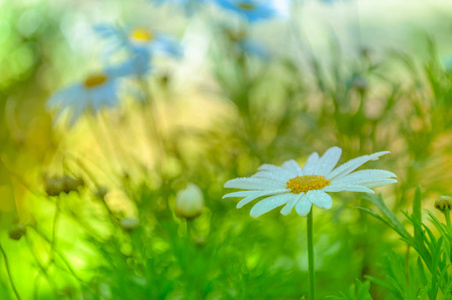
left=317, top=204, right=332, bottom=210
left=370, top=151, right=391, bottom=160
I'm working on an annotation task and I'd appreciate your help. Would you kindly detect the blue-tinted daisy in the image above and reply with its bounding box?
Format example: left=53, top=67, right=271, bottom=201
left=95, top=24, right=183, bottom=59
left=223, top=147, right=397, bottom=217
left=215, top=0, right=276, bottom=22
left=47, top=67, right=125, bottom=126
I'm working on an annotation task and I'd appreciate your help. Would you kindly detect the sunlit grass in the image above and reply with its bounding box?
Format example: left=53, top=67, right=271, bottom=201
left=1, top=0, right=452, bottom=299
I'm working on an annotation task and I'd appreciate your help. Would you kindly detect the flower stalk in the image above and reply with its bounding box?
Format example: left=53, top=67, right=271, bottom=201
left=307, top=209, right=316, bottom=300
left=0, top=243, right=21, bottom=300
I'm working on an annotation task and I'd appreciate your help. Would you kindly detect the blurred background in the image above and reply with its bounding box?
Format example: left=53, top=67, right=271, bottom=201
left=1, top=0, right=452, bottom=299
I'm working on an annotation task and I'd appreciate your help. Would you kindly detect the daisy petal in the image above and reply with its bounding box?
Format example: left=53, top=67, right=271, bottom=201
left=222, top=189, right=284, bottom=199
left=235, top=190, right=289, bottom=208
left=323, top=184, right=375, bottom=194
left=251, top=171, right=291, bottom=183
left=327, top=151, right=390, bottom=180
left=334, top=169, right=397, bottom=185
left=281, top=160, right=303, bottom=176
left=280, top=193, right=303, bottom=215
left=315, top=147, right=342, bottom=176
left=302, top=152, right=320, bottom=174
left=295, top=198, right=312, bottom=217
left=258, top=164, right=292, bottom=176
left=250, top=194, right=294, bottom=217
left=224, top=177, right=283, bottom=190
left=362, top=179, right=398, bottom=188
left=305, top=191, right=333, bottom=209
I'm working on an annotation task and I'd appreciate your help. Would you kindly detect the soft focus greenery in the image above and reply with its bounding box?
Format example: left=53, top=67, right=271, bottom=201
left=1, top=0, right=452, bottom=299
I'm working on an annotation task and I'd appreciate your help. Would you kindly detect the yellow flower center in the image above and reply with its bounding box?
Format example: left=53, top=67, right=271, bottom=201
left=83, top=74, right=108, bottom=88
left=286, top=175, right=330, bottom=194
left=237, top=2, right=255, bottom=10
left=130, top=28, right=153, bottom=42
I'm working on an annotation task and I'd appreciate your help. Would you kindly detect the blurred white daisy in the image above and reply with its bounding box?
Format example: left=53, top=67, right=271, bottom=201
left=214, top=0, right=276, bottom=23
left=95, top=24, right=183, bottom=59
left=223, top=147, right=397, bottom=217
left=47, top=66, right=126, bottom=126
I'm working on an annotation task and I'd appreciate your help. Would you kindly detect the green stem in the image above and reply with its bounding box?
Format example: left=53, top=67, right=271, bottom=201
left=307, top=209, right=316, bottom=300
left=0, top=243, right=21, bottom=300
left=445, top=209, right=451, bottom=227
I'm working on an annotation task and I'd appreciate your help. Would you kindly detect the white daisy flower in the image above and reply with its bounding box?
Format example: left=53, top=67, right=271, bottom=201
left=47, top=64, right=133, bottom=126
left=47, top=73, right=118, bottom=126
left=223, top=147, right=397, bottom=218
left=95, top=24, right=183, bottom=60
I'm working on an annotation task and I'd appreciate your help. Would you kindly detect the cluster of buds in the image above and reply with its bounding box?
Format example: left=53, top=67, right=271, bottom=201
left=435, top=196, right=452, bottom=212
left=44, top=175, right=84, bottom=196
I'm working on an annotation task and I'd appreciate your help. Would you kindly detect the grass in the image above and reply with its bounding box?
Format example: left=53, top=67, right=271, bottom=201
left=1, top=1, right=452, bottom=299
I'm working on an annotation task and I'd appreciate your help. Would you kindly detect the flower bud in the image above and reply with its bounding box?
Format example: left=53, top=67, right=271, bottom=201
left=175, top=183, right=204, bottom=219
left=95, top=186, right=108, bottom=200
left=44, top=175, right=84, bottom=196
left=353, top=76, right=368, bottom=92
left=44, top=177, right=65, bottom=196
left=120, top=217, right=140, bottom=231
left=63, top=176, right=84, bottom=193
left=8, top=224, right=26, bottom=241
left=435, top=196, right=452, bottom=212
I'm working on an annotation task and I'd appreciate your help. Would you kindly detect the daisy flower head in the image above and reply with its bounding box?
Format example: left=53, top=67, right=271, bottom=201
left=215, top=0, right=276, bottom=23
left=47, top=66, right=127, bottom=127
left=95, top=24, right=183, bottom=60
left=223, top=147, right=397, bottom=218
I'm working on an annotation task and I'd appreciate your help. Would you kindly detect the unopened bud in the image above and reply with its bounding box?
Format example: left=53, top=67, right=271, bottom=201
left=435, top=196, right=452, bottom=212
left=120, top=217, right=140, bottom=231
left=95, top=187, right=108, bottom=200
left=44, top=176, right=84, bottom=196
left=353, top=76, right=368, bottom=92
left=175, top=183, right=204, bottom=219
left=45, top=177, right=65, bottom=196
left=8, top=224, right=26, bottom=241
left=63, top=176, right=84, bottom=193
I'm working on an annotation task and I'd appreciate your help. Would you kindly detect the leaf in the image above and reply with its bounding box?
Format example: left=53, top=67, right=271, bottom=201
left=416, top=257, right=428, bottom=286
left=413, top=186, right=422, bottom=241
left=364, top=194, right=411, bottom=240
left=328, top=279, right=373, bottom=300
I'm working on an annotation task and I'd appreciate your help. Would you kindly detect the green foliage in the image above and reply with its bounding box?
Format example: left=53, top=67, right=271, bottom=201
left=364, top=187, right=452, bottom=299
left=1, top=1, right=452, bottom=299
left=329, top=279, right=373, bottom=300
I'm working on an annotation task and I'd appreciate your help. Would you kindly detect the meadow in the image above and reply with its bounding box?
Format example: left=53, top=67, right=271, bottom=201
left=1, top=0, right=452, bottom=299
